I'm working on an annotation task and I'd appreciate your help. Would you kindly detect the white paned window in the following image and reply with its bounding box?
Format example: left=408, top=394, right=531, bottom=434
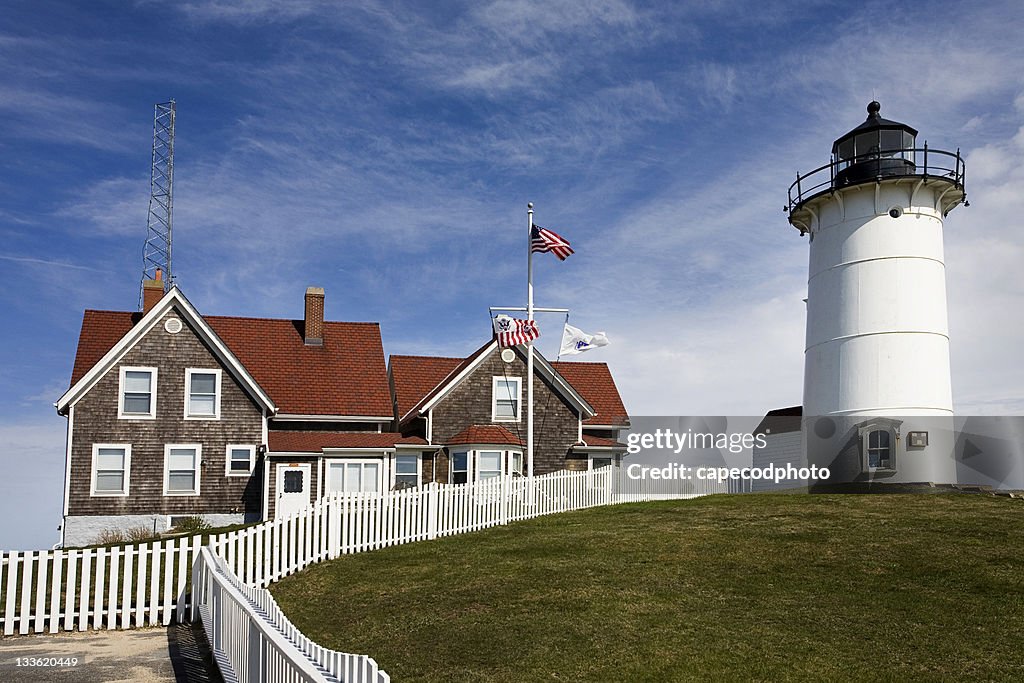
left=590, top=456, right=613, bottom=470
left=492, top=376, right=521, bottom=422
left=859, top=422, right=897, bottom=473
left=119, top=367, right=157, bottom=419
left=226, top=445, right=256, bottom=476
left=394, top=454, right=419, bottom=489
left=477, top=450, right=502, bottom=480
left=510, top=451, right=524, bottom=477
left=327, top=460, right=381, bottom=493
left=91, top=444, right=131, bottom=496
left=165, top=444, right=202, bottom=495
left=866, top=429, right=893, bottom=470
left=451, top=451, right=469, bottom=485
left=185, top=369, right=221, bottom=419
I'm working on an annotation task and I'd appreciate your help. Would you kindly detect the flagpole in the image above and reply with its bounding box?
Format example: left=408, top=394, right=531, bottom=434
left=527, top=202, right=535, bottom=480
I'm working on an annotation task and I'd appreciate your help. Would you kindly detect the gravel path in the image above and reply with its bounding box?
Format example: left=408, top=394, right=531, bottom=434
left=0, top=622, right=222, bottom=682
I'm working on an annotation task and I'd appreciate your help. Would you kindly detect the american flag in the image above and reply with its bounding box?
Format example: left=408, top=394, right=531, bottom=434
left=493, top=315, right=541, bottom=346
left=531, top=225, right=574, bottom=260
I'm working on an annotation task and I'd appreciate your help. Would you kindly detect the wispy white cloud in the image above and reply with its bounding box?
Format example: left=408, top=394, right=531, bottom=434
left=0, top=253, right=104, bottom=272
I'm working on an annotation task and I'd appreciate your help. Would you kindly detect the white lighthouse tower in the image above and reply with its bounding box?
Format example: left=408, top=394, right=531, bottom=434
left=786, top=102, right=967, bottom=487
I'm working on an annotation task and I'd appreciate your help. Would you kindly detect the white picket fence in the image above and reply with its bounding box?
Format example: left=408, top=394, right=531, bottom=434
left=193, top=547, right=389, bottom=683
left=1, top=467, right=724, bottom=679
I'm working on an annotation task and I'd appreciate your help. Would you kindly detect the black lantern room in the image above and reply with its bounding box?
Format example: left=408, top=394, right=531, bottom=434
left=832, top=101, right=917, bottom=186
left=786, top=101, right=967, bottom=232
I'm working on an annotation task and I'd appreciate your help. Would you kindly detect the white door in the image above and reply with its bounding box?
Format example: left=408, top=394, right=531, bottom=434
left=276, top=463, right=311, bottom=518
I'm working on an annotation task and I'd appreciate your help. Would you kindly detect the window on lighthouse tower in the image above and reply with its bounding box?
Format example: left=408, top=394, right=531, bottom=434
left=858, top=422, right=898, bottom=473
left=867, top=430, right=892, bottom=469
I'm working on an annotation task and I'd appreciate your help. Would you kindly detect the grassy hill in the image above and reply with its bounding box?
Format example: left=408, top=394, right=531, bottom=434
left=271, top=494, right=1024, bottom=682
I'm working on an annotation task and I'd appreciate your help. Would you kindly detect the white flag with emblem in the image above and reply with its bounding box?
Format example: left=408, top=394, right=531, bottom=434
left=559, top=323, right=609, bottom=356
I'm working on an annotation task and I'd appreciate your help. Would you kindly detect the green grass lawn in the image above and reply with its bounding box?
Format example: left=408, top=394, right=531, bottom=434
left=270, top=494, right=1024, bottom=682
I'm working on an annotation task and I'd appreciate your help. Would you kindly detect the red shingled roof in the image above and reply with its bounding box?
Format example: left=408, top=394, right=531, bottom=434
left=389, top=355, right=462, bottom=420
left=551, top=361, right=629, bottom=426
left=269, top=431, right=427, bottom=453
left=69, top=309, right=393, bottom=417
left=394, top=342, right=495, bottom=423
left=447, top=425, right=523, bottom=446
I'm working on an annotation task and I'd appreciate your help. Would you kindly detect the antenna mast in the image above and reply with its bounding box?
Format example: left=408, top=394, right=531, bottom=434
left=140, top=100, right=176, bottom=307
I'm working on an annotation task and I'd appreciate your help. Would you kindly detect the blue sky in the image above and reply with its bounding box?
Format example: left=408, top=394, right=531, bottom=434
left=2, top=0, right=1023, bottom=549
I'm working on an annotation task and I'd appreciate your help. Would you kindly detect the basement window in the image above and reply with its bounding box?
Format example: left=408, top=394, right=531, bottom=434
left=119, top=367, right=157, bottom=419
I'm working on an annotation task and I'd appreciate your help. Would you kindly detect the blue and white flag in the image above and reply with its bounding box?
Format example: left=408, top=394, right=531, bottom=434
left=559, top=323, right=609, bottom=356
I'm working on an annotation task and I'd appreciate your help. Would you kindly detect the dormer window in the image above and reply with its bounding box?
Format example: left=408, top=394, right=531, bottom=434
left=185, top=369, right=221, bottom=419
left=492, top=376, right=521, bottom=422
left=118, top=367, right=157, bottom=419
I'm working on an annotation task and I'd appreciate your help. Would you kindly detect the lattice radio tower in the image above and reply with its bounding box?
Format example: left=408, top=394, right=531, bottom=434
left=140, top=100, right=176, bottom=308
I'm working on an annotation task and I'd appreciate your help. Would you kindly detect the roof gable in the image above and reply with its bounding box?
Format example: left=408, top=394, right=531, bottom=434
left=393, top=340, right=600, bottom=424
left=57, top=287, right=276, bottom=414
left=59, top=288, right=394, bottom=418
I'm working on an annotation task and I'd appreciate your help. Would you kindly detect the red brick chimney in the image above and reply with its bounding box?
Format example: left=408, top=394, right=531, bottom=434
left=142, top=269, right=164, bottom=314
left=304, top=286, right=325, bottom=345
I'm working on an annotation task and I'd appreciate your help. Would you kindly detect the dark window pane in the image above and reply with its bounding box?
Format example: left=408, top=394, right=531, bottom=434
left=283, top=470, right=304, bottom=493
left=191, top=373, right=216, bottom=395
left=395, top=474, right=418, bottom=488
left=837, top=138, right=854, bottom=161
left=124, top=393, right=151, bottom=413
left=453, top=472, right=468, bottom=485
left=856, top=132, right=879, bottom=157
left=880, top=130, right=903, bottom=154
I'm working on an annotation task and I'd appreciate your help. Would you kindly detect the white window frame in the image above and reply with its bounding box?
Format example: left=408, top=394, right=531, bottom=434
left=225, top=444, right=256, bottom=477
left=588, top=454, right=615, bottom=470
left=90, top=444, right=131, bottom=497
left=392, top=452, right=422, bottom=489
left=450, top=451, right=470, bottom=485
left=476, top=449, right=503, bottom=481
left=510, top=450, right=524, bottom=477
left=325, top=458, right=384, bottom=494
left=491, top=376, right=522, bottom=423
left=163, top=444, right=202, bottom=496
left=184, top=368, right=222, bottom=420
left=118, top=366, right=158, bottom=419
left=859, top=422, right=897, bottom=473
